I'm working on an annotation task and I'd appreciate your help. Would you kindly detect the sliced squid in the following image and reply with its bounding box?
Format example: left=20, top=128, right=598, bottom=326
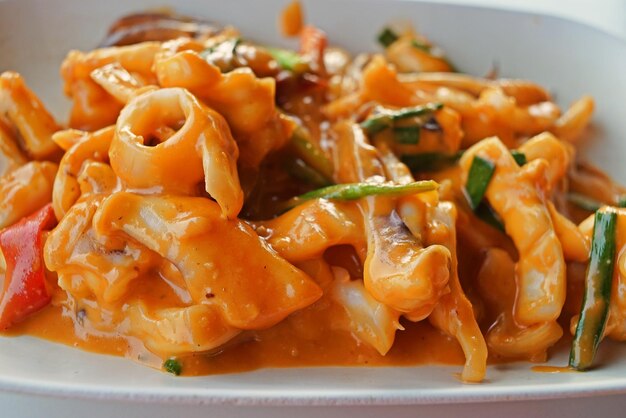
left=44, top=195, right=158, bottom=304
left=477, top=248, right=562, bottom=360
left=459, top=136, right=566, bottom=326
left=0, top=121, right=27, bottom=177
left=427, top=202, right=487, bottom=383
left=332, top=121, right=451, bottom=315
left=93, top=192, right=322, bottom=329
left=128, top=303, right=239, bottom=356
left=52, top=126, right=115, bottom=220
left=0, top=161, right=57, bottom=229
left=379, top=143, right=486, bottom=382
left=109, top=87, right=243, bottom=219
left=330, top=266, right=402, bottom=356
left=257, top=199, right=366, bottom=263
left=61, top=42, right=160, bottom=129
left=0, top=72, right=61, bottom=160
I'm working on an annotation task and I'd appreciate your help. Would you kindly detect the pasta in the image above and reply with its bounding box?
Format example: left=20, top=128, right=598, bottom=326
left=1, top=2, right=626, bottom=383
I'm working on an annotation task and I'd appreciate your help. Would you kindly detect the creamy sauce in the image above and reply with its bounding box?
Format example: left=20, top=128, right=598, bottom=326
left=3, top=294, right=467, bottom=376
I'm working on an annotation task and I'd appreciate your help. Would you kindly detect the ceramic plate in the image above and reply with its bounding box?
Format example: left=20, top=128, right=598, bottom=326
left=1, top=0, right=626, bottom=410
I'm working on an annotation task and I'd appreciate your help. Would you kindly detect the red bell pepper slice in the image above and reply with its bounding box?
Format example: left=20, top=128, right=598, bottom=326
left=0, top=204, right=57, bottom=330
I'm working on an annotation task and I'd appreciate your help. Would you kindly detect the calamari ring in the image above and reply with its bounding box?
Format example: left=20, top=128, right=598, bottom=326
left=109, top=87, right=243, bottom=218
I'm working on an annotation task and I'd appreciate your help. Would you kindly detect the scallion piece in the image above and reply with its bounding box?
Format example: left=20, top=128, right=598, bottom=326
left=288, top=180, right=438, bottom=208
left=569, top=209, right=618, bottom=371
left=567, top=193, right=603, bottom=212
left=618, top=195, right=626, bottom=208
left=360, top=114, right=392, bottom=135
left=163, top=358, right=182, bottom=376
left=378, top=28, right=399, bottom=48
left=465, top=156, right=495, bottom=210
left=267, top=47, right=308, bottom=73
left=360, top=103, right=443, bottom=137
left=393, top=126, right=421, bottom=144
left=511, top=150, right=527, bottom=166
left=401, top=151, right=463, bottom=172
left=390, top=103, right=443, bottom=121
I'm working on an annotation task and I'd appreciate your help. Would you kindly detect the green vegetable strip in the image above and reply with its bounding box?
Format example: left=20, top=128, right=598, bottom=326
left=360, top=114, right=392, bottom=135
left=393, top=126, right=420, bottom=144
left=618, top=195, right=626, bottom=208
left=569, top=209, right=618, bottom=371
left=511, top=150, right=527, bottom=166
left=163, top=358, right=182, bottom=376
left=290, top=129, right=334, bottom=182
left=390, top=103, right=443, bottom=121
left=290, top=180, right=438, bottom=207
left=378, top=28, right=399, bottom=47
left=475, top=201, right=505, bottom=231
left=567, top=193, right=602, bottom=212
left=465, top=156, right=495, bottom=210
left=360, top=103, right=443, bottom=137
left=401, top=151, right=463, bottom=172
left=285, top=158, right=332, bottom=187
left=267, top=47, right=308, bottom=73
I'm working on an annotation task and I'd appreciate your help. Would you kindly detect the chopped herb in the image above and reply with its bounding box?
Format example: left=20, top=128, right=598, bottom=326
left=465, top=156, right=495, bottom=210
left=393, top=126, right=420, bottom=144
left=288, top=180, right=438, bottom=208
left=267, top=47, right=308, bottom=73
left=511, top=150, right=527, bottom=166
left=163, top=358, right=182, bottom=376
left=567, top=193, right=602, bottom=212
left=569, top=209, right=618, bottom=371
left=475, top=201, right=504, bottom=231
left=377, top=28, right=399, bottom=48
left=401, top=151, right=464, bottom=172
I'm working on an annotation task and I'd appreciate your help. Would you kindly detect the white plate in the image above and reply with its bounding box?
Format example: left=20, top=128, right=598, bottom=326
left=1, top=0, right=626, bottom=413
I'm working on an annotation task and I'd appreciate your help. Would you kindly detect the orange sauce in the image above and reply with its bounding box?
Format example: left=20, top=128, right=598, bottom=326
left=3, top=290, right=467, bottom=376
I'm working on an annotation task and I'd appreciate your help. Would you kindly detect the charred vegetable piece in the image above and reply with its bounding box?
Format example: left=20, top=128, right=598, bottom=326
left=465, top=156, right=495, bottom=210
left=569, top=209, right=617, bottom=370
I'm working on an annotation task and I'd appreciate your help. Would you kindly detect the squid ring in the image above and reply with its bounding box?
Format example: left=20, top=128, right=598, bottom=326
left=109, top=87, right=243, bottom=218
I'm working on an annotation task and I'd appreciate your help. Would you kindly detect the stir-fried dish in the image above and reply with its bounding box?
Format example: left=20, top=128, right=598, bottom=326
left=1, top=3, right=625, bottom=383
